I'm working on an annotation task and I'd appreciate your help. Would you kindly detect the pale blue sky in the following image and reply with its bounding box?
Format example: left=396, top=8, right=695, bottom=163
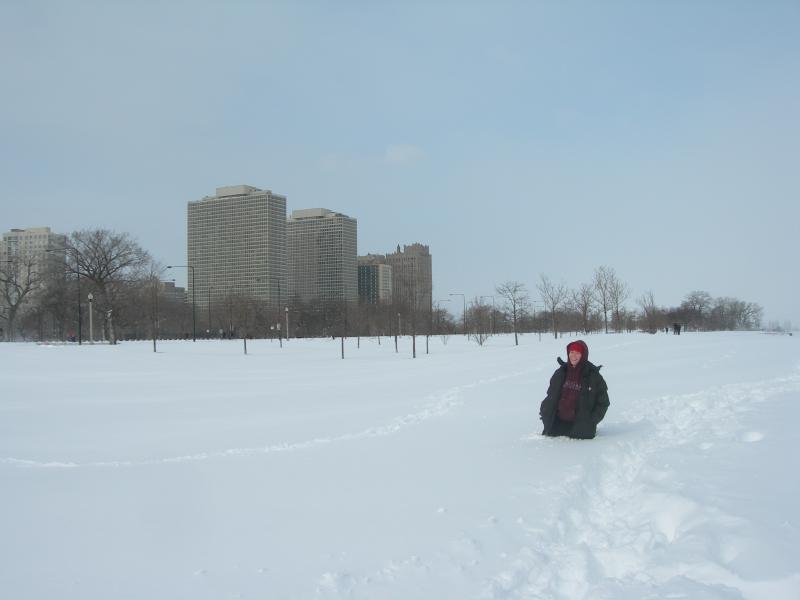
left=2, top=1, right=798, bottom=325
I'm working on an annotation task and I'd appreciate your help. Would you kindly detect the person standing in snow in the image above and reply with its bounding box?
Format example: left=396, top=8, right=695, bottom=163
left=540, top=340, right=610, bottom=439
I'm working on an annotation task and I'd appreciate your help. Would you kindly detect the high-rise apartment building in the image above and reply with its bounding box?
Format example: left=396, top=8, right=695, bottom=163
left=1, top=227, right=67, bottom=286
left=187, top=185, right=287, bottom=312
left=288, top=208, right=357, bottom=304
left=1, top=227, right=66, bottom=261
left=384, top=243, right=432, bottom=312
left=357, top=254, right=392, bottom=304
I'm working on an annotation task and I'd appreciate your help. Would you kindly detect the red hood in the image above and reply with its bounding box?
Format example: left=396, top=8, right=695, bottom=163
left=566, top=339, right=589, bottom=365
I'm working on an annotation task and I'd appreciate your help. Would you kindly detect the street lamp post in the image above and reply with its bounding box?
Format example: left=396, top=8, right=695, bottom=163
left=166, top=265, right=195, bottom=342
left=265, top=275, right=284, bottom=334
left=153, top=280, right=158, bottom=352
left=76, top=270, right=82, bottom=344
left=449, top=293, right=466, bottom=336
left=88, top=293, right=94, bottom=343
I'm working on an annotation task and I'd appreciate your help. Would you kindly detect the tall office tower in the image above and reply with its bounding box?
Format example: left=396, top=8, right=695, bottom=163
left=357, top=254, right=392, bottom=304
left=1, top=227, right=67, bottom=284
left=287, top=208, right=357, bottom=304
left=188, top=185, right=287, bottom=315
left=385, top=243, right=433, bottom=312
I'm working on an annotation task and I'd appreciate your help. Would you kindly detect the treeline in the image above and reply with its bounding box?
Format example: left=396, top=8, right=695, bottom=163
left=0, top=230, right=764, bottom=343
left=442, top=268, right=763, bottom=346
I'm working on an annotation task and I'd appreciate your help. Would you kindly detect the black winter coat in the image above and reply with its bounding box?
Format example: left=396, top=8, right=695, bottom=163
left=540, top=358, right=610, bottom=439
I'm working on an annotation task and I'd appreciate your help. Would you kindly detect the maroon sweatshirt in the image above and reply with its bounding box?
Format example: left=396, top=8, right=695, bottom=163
left=558, top=340, right=589, bottom=422
left=558, top=366, right=582, bottom=421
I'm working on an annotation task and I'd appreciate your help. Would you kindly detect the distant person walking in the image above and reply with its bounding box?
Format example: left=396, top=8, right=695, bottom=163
left=540, top=340, right=610, bottom=439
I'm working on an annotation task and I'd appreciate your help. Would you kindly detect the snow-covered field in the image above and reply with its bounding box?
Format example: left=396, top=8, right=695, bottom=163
left=1, top=332, right=799, bottom=599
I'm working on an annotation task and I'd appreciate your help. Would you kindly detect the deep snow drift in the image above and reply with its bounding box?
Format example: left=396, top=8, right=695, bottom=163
left=1, top=332, right=799, bottom=599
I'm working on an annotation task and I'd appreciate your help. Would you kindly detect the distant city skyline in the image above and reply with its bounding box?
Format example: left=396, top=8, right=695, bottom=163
left=2, top=2, right=798, bottom=325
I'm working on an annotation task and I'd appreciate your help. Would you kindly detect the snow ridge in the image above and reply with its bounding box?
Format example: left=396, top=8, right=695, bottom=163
left=1, top=368, right=531, bottom=470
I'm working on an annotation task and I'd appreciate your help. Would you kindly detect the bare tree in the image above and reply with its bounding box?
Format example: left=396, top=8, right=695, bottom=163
left=608, top=270, right=630, bottom=332
left=741, top=302, right=763, bottom=330
left=0, top=254, right=42, bottom=341
left=496, top=281, right=530, bottom=346
left=593, top=266, right=612, bottom=333
left=466, top=297, right=492, bottom=346
left=638, top=290, right=659, bottom=334
left=620, top=307, right=638, bottom=333
left=570, top=283, right=596, bottom=334
left=68, top=229, right=151, bottom=344
left=537, top=274, right=568, bottom=339
left=709, top=297, right=763, bottom=331
left=431, top=304, right=456, bottom=336
left=35, top=257, right=74, bottom=340
left=680, top=290, right=713, bottom=330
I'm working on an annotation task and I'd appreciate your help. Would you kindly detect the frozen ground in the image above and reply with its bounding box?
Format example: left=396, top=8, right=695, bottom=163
left=1, top=331, right=799, bottom=599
